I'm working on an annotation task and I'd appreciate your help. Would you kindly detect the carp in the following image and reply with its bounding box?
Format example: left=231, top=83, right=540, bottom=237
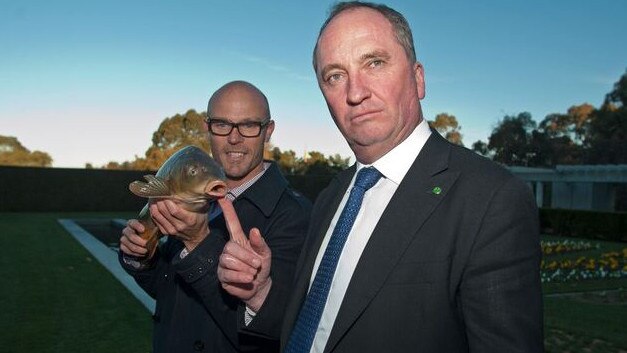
left=129, top=146, right=228, bottom=258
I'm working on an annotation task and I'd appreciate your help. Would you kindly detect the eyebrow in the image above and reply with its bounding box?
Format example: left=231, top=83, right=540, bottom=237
left=360, top=50, right=391, bottom=63
left=320, top=50, right=392, bottom=76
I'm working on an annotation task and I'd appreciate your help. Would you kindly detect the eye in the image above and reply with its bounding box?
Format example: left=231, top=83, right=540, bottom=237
left=241, top=122, right=258, bottom=129
left=369, top=59, right=384, bottom=68
left=326, top=72, right=343, bottom=84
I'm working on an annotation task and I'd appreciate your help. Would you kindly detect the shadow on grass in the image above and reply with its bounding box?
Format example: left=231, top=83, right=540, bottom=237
left=0, top=212, right=152, bottom=353
left=2, top=214, right=625, bottom=352
left=541, top=235, right=627, bottom=352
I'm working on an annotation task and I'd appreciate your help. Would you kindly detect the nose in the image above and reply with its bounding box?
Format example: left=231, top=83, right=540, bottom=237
left=346, top=74, right=371, bottom=105
left=227, top=126, right=244, bottom=144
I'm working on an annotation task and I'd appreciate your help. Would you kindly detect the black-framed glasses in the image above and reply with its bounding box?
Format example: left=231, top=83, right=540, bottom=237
left=206, top=118, right=272, bottom=138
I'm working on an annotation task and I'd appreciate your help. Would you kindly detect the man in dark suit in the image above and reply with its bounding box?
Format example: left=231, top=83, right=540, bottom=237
left=217, top=2, right=543, bottom=352
left=119, top=81, right=311, bottom=353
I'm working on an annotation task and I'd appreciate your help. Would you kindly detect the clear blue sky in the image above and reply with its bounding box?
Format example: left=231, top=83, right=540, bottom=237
left=2, top=0, right=626, bottom=168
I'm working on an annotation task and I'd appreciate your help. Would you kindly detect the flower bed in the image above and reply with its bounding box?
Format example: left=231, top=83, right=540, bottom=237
left=541, top=241, right=627, bottom=283
left=541, top=240, right=597, bottom=255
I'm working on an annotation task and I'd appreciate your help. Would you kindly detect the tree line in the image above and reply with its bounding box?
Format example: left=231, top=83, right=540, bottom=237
left=85, top=109, right=353, bottom=175
left=0, top=135, right=52, bottom=167
left=88, top=109, right=462, bottom=175
left=471, top=70, right=626, bottom=166
left=2, top=70, right=624, bottom=172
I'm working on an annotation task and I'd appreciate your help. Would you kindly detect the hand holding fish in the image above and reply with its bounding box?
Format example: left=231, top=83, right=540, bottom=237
left=119, top=219, right=149, bottom=258
left=217, top=197, right=273, bottom=312
left=149, top=199, right=211, bottom=251
left=128, top=146, right=228, bottom=257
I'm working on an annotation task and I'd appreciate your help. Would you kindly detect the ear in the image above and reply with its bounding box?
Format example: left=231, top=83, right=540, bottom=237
left=414, top=62, right=425, bottom=100
left=264, top=120, right=275, bottom=143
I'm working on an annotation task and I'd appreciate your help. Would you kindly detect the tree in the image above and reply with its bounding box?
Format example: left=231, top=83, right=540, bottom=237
left=271, top=147, right=301, bottom=175
left=140, top=109, right=211, bottom=170
left=268, top=146, right=350, bottom=176
left=585, top=70, right=627, bottom=164
left=605, top=69, right=627, bottom=108
left=539, top=103, right=593, bottom=145
left=532, top=104, right=593, bottom=166
left=263, top=142, right=276, bottom=161
left=472, top=69, right=626, bottom=167
left=0, top=135, right=53, bottom=167
left=327, top=153, right=351, bottom=170
left=487, top=112, right=537, bottom=166
left=566, top=103, right=595, bottom=144
left=101, top=109, right=210, bottom=170
left=471, top=140, right=489, bottom=157
left=428, top=113, right=463, bottom=145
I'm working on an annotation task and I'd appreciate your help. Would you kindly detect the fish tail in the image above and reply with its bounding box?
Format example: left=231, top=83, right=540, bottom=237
left=137, top=203, right=164, bottom=258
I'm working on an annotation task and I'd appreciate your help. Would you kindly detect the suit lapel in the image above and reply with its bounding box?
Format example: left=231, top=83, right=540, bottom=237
left=325, top=133, right=460, bottom=352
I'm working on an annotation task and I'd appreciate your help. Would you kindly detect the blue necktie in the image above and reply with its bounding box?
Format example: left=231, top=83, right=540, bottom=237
left=285, top=167, right=382, bottom=353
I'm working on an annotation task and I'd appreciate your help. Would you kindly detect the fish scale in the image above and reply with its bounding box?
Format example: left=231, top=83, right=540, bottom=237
left=128, top=146, right=227, bottom=259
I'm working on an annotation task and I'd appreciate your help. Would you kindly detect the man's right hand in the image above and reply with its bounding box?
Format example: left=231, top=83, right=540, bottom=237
left=119, top=219, right=149, bottom=258
left=217, top=198, right=273, bottom=312
left=149, top=199, right=210, bottom=252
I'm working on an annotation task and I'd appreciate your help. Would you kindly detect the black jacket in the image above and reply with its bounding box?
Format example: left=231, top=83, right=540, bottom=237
left=120, top=162, right=312, bottom=353
left=255, top=133, right=543, bottom=352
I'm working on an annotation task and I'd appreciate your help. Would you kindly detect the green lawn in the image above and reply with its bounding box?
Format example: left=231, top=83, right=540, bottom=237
left=544, top=294, right=627, bottom=352
left=1, top=213, right=625, bottom=352
left=0, top=212, right=151, bottom=353
left=541, top=235, right=627, bottom=352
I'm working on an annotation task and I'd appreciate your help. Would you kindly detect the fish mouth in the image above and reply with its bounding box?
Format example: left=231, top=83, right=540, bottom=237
left=205, top=179, right=228, bottom=198
left=172, top=180, right=227, bottom=204
left=172, top=180, right=229, bottom=205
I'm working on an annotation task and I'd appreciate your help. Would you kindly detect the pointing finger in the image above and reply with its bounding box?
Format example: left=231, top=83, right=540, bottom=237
left=217, top=198, right=248, bottom=246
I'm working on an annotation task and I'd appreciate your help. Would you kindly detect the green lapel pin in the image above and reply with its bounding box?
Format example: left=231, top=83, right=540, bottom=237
left=432, top=186, right=442, bottom=195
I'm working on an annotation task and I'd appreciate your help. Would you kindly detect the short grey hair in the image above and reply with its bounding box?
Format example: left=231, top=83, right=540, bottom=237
left=312, top=1, right=417, bottom=71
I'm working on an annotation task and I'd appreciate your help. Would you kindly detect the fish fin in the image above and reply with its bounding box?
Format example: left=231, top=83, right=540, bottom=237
left=129, top=174, right=171, bottom=198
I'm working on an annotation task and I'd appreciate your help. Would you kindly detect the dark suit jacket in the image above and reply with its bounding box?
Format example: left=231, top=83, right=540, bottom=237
left=280, top=133, right=543, bottom=352
left=120, top=162, right=312, bottom=353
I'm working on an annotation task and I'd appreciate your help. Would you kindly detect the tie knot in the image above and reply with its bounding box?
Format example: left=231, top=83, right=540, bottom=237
left=354, top=167, right=382, bottom=191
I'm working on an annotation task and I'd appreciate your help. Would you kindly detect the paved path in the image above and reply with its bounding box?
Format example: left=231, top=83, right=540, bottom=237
left=58, top=218, right=156, bottom=313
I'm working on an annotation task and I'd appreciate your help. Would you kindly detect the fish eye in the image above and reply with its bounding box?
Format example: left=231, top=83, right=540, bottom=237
left=188, top=166, right=197, bottom=176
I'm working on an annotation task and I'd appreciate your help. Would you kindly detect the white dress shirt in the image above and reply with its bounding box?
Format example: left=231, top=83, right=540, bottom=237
left=308, top=120, right=432, bottom=353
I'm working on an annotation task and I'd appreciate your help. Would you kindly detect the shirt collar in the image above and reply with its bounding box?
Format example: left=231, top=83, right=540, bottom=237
left=228, top=162, right=270, bottom=198
left=234, top=161, right=289, bottom=217
left=357, top=119, right=431, bottom=185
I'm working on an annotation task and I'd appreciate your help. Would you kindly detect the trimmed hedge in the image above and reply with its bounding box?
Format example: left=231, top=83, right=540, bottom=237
left=286, top=173, right=335, bottom=203
left=5, top=167, right=625, bottom=243
left=0, top=166, right=333, bottom=212
left=0, top=166, right=147, bottom=212
left=539, top=208, right=627, bottom=242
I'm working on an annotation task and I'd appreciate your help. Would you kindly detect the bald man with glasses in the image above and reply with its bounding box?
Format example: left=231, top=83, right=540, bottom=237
left=119, top=81, right=311, bottom=353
